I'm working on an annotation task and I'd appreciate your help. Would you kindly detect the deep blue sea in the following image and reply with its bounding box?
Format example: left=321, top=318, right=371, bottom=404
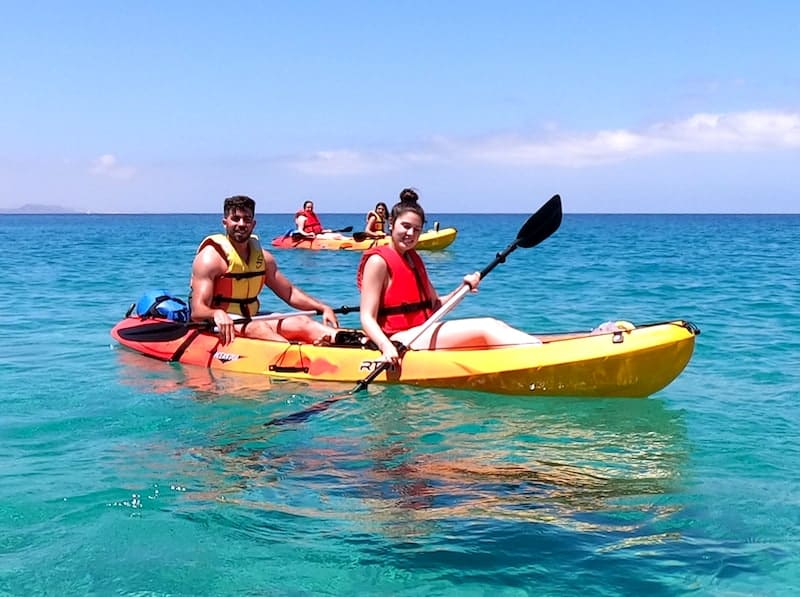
left=2, top=208, right=799, bottom=596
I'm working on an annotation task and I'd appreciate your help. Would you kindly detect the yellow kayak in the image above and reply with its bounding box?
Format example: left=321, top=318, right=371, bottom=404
left=270, top=227, right=457, bottom=251
left=117, top=196, right=698, bottom=399
left=111, top=317, right=698, bottom=398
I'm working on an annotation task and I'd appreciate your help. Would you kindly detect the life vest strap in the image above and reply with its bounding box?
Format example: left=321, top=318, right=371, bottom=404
left=212, top=295, right=259, bottom=307
left=378, top=299, right=434, bottom=317
left=221, top=270, right=264, bottom=281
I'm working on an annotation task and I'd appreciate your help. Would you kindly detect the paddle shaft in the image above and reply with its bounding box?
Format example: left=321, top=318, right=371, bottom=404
left=118, top=304, right=361, bottom=343
left=186, top=304, right=360, bottom=330
left=232, top=304, right=358, bottom=324
left=238, top=304, right=358, bottom=321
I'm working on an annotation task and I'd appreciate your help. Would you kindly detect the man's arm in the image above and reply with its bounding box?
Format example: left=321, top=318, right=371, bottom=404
left=190, top=246, right=238, bottom=345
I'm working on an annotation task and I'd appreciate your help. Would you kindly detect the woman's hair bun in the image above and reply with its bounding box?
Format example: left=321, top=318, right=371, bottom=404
left=399, top=188, right=419, bottom=204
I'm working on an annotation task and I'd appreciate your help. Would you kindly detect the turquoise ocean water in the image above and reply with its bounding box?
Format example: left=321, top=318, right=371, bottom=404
left=2, top=209, right=799, bottom=595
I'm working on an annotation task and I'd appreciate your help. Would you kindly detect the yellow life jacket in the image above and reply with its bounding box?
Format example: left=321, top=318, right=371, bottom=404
left=198, top=234, right=265, bottom=317
left=366, top=210, right=386, bottom=233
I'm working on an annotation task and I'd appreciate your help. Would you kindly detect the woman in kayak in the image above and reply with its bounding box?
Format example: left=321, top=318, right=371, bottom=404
left=358, top=188, right=539, bottom=366
left=295, top=200, right=344, bottom=239
left=363, top=201, right=389, bottom=238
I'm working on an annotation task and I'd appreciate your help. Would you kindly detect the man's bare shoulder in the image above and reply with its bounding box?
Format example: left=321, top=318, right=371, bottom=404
left=194, top=243, right=227, bottom=274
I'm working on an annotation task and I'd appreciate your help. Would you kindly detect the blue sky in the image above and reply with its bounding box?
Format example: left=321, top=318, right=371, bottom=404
left=1, top=2, right=798, bottom=213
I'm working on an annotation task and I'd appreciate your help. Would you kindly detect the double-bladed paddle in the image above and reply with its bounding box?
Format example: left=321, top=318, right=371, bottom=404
left=116, top=304, right=360, bottom=343
left=264, top=194, right=563, bottom=426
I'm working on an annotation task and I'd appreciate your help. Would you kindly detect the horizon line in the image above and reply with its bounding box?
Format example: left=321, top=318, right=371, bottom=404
left=2, top=210, right=799, bottom=216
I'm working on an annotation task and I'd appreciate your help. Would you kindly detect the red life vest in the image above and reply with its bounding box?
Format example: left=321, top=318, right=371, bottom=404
left=296, top=209, right=323, bottom=234
left=357, top=246, right=435, bottom=334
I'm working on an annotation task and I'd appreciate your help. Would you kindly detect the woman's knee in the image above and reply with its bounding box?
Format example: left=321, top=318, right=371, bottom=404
left=463, top=317, right=500, bottom=328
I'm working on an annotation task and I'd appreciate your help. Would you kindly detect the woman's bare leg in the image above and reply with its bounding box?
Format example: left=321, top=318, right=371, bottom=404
left=394, top=317, right=540, bottom=350
left=238, top=316, right=333, bottom=344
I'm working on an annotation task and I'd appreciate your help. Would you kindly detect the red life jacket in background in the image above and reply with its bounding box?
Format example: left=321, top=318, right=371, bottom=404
left=357, top=246, right=435, bottom=334
left=296, top=209, right=323, bottom=234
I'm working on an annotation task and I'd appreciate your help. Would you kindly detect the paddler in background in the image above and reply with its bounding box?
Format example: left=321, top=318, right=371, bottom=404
left=363, top=201, right=389, bottom=239
left=294, top=199, right=345, bottom=239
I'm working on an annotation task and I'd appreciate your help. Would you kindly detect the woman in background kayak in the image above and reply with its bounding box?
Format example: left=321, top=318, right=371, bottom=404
left=295, top=200, right=344, bottom=239
left=363, top=201, right=389, bottom=239
left=357, top=188, right=539, bottom=366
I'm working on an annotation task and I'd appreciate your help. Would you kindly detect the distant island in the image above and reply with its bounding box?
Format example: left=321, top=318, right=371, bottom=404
left=0, top=203, right=79, bottom=214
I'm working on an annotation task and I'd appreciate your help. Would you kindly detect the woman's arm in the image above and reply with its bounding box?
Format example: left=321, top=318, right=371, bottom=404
left=295, top=213, right=311, bottom=234
left=359, top=254, right=398, bottom=362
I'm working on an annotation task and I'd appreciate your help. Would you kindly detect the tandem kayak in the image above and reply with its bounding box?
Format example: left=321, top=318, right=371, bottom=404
left=111, top=316, right=699, bottom=398
left=270, top=227, right=457, bottom=251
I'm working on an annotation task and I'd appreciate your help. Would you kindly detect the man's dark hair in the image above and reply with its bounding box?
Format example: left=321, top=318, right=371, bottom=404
left=224, top=195, right=256, bottom=216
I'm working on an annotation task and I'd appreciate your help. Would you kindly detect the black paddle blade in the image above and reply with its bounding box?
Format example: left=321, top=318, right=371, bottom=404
left=116, top=320, right=203, bottom=342
left=266, top=395, right=344, bottom=426
left=264, top=361, right=387, bottom=426
left=516, top=194, right=562, bottom=248
left=478, top=195, right=562, bottom=280
left=352, top=231, right=387, bottom=243
left=264, top=358, right=393, bottom=427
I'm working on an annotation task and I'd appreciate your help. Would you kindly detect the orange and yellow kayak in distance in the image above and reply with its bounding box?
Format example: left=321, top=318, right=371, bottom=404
left=111, top=317, right=699, bottom=398
left=270, top=227, right=457, bottom=251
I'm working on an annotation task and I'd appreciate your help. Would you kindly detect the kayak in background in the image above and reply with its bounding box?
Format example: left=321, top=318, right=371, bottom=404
left=271, top=226, right=457, bottom=251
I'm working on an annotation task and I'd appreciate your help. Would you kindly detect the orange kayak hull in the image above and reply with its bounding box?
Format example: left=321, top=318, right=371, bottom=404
left=111, top=317, right=698, bottom=398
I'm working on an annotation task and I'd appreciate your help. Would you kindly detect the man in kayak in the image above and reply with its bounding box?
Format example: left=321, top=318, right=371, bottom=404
left=358, top=188, right=539, bottom=366
left=191, top=195, right=339, bottom=345
left=294, top=200, right=344, bottom=239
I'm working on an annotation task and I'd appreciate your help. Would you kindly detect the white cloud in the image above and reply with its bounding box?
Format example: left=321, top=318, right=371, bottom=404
left=453, top=110, right=800, bottom=167
left=89, top=154, right=136, bottom=180
left=286, top=110, right=800, bottom=174
left=288, top=148, right=437, bottom=176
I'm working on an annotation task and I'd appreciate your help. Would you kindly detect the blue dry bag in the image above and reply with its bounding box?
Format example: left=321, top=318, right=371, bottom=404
left=135, top=289, right=190, bottom=323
